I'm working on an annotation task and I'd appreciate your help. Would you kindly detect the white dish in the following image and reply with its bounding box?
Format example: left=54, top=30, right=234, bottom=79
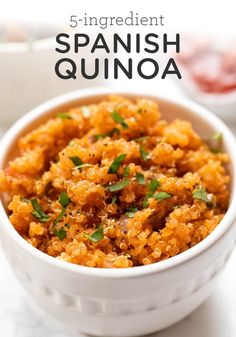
left=179, top=68, right=236, bottom=122
left=176, top=34, right=236, bottom=122
left=0, top=36, right=105, bottom=127
left=0, top=87, right=236, bottom=337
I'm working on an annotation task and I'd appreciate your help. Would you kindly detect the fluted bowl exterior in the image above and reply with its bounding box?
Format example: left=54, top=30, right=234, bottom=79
left=0, top=88, right=236, bottom=336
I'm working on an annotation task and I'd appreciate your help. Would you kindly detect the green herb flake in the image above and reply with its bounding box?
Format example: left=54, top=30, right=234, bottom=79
left=212, top=132, right=223, bottom=141
left=54, top=208, right=66, bottom=225
left=140, top=145, right=149, bottom=161
left=193, top=187, right=209, bottom=203
left=149, top=179, right=161, bottom=193
left=108, top=154, right=127, bottom=174
left=55, top=227, right=67, bottom=241
left=108, top=179, right=130, bottom=192
left=211, top=148, right=221, bottom=154
left=69, top=156, right=83, bottom=167
left=208, top=132, right=223, bottom=154
left=57, top=112, right=72, bottom=120
left=94, top=128, right=120, bottom=141
left=70, top=156, right=93, bottom=170
left=143, top=179, right=161, bottom=208
left=54, top=192, right=70, bottom=225
left=59, top=191, right=71, bottom=208
left=125, top=206, right=138, bottom=218
left=111, top=195, right=117, bottom=204
left=85, top=225, right=104, bottom=243
left=124, top=166, right=130, bottom=179
left=142, top=198, right=149, bottom=209
left=31, top=199, right=50, bottom=223
left=111, top=111, right=128, bottom=129
left=135, top=172, right=145, bottom=185
left=153, top=192, right=171, bottom=201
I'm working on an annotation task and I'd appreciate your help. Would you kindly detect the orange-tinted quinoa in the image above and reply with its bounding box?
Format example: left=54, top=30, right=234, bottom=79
left=0, top=96, right=230, bottom=268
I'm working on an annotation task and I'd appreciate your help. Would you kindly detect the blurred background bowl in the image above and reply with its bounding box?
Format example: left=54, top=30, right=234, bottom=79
left=175, top=33, right=236, bottom=122
left=0, top=23, right=106, bottom=128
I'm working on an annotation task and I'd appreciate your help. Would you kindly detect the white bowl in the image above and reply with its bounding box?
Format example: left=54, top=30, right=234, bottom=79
left=0, top=88, right=236, bottom=337
left=0, top=36, right=105, bottom=127
left=178, top=67, right=236, bottom=122
left=175, top=33, right=236, bottom=122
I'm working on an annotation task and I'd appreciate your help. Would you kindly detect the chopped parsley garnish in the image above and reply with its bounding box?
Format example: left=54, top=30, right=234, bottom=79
left=143, top=179, right=161, bottom=208
left=211, top=149, right=221, bottom=154
left=31, top=199, right=50, bottom=223
left=94, top=128, right=120, bottom=141
left=54, top=192, right=70, bottom=225
left=108, top=154, right=127, bottom=174
left=208, top=132, right=223, bottom=154
left=140, top=145, right=149, bottom=161
left=111, top=111, right=128, bottom=129
left=54, top=208, right=65, bottom=225
left=59, top=192, right=71, bottom=208
left=142, top=199, right=149, bottom=209
left=69, top=156, right=83, bottom=167
left=193, top=187, right=209, bottom=203
left=124, top=166, right=130, bottom=179
left=55, top=227, right=67, bottom=240
left=212, top=132, right=223, bottom=141
left=69, top=156, right=93, bottom=170
left=85, top=225, right=104, bottom=243
left=112, top=195, right=117, bottom=204
left=149, top=179, right=161, bottom=192
left=57, top=112, right=72, bottom=120
left=136, top=172, right=145, bottom=185
left=108, top=179, right=130, bottom=192
left=153, top=192, right=171, bottom=201
left=125, top=206, right=138, bottom=218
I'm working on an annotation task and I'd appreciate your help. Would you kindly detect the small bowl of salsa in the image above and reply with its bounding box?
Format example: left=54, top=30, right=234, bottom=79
left=176, top=34, right=236, bottom=121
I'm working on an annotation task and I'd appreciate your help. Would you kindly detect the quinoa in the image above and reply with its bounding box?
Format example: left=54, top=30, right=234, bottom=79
left=0, top=96, right=230, bottom=268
